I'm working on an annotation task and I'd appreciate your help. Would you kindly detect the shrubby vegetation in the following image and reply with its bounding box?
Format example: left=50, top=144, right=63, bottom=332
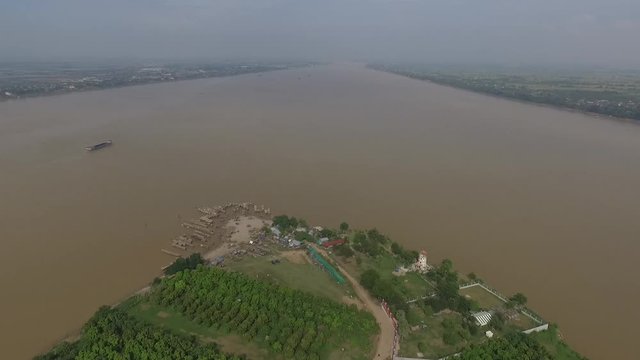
left=506, top=292, right=528, bottom=310
left=164, top=253, right=205, bottom=276
left=532, top=325, right=589, bottom=360
left=457, top=332, right=552, bottom=360
left=153, top=266, right=378, bottom=359
left=35, top=307, right=241, bottom=360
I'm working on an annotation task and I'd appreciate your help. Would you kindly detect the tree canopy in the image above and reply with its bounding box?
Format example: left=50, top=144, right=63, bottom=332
left=153, top=267, right=378, bottom=359
left=164, top=253, right=205, bottom=276
left=426, top=259, right=475, bottom=313
left=272, top=214, right=299, bottom=230
left=35, top=307, right=242, bottom=360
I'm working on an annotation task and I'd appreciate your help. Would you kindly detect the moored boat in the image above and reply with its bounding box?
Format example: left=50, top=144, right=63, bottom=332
left=85, top=140, right=113, bottom=151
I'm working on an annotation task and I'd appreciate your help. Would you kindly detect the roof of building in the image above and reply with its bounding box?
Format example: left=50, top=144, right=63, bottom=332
left=321, top=239, right=346, bottom=248
left=472, top=311, right=493, bottom=327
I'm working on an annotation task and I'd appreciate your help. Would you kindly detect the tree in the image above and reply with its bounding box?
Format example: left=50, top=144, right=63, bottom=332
left=457, top=332, right=553, bottom=360
left=164, top=253, right=205, bottom=275
left=319, top=228, right=337, bottom=239
left=36, top=307, right=242, bottom=360
left=150, top=267, right=378, bottom=359
left=272, top=215, right=298, bottom=230
left=509, top=293, right=527, bottom=306
left=360, top=269, right=381, bottom=290
left=339, top=222, right=349, bottom=232
left=391, top=242, right=402, bottom=255
left=425, top=259, right=473, bottom=313
left=489, top=312, right=505, bottom=331
left=334, top=244, right=354, bottom=258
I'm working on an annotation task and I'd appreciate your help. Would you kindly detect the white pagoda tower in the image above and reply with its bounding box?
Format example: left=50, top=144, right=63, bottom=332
left=416, top=250, right=428, bottom=272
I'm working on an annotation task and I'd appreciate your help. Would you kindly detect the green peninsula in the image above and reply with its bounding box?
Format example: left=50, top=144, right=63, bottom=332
left=38, top=204, right=586, bottom=360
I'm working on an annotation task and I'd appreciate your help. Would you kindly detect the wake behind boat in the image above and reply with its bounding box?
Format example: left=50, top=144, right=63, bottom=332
left=85, top=140, right=113, bottom=151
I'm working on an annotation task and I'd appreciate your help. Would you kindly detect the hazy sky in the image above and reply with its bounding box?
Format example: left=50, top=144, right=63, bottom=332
left=1, top=0, right=639, bottom=67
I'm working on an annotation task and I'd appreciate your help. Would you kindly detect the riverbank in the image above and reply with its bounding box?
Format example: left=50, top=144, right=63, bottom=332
left=368, top=64, right=640, bottom=124
left=0, top=62, right=309, bottom=103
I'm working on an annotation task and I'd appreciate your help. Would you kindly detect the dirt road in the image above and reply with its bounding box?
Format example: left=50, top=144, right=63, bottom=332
left=314, top=245, right=395, bottom=360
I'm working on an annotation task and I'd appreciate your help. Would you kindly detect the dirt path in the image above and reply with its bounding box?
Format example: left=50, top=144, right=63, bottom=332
left=313, top=245, right=395, bottom=360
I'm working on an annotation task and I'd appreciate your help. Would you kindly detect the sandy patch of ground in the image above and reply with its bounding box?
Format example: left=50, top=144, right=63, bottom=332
left=204, top=216, right=269, bottom=261
left=228, top=216, right=269, bottom=243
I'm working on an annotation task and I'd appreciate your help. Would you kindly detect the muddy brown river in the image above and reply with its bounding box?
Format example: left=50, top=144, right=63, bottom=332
left=0, top=64, right=638, bottom=359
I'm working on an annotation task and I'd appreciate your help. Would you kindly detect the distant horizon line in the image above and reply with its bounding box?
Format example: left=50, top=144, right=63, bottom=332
left=1, top=58, right=639, bottom=72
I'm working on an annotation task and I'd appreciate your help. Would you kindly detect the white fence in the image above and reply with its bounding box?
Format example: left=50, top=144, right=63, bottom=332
left=459, top=282, right=544, bottom=325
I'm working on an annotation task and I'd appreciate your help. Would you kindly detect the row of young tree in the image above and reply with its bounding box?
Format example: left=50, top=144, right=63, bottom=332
left=152, top=267, right=378, bottom=360
left=35, top=307, right=242, bottom=360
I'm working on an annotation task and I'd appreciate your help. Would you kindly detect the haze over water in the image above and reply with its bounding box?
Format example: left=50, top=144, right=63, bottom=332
left=1, top=64, right=639, bottom=359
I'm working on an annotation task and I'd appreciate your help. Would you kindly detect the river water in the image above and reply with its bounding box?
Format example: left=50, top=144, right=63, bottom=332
left=0, top=64, right=638, bottom=359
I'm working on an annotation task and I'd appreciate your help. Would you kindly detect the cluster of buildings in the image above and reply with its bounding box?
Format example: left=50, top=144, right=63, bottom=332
left=269, top=224, right=350, bottom=250
left=269, top=226, right=303, bottom=248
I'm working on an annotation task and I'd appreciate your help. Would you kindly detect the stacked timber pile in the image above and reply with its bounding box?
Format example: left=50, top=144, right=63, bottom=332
left=162, top=202, right=272, bottom=258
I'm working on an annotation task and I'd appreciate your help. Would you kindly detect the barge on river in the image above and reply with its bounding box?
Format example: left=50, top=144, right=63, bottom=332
left=85, top=140, right=113, bottom=151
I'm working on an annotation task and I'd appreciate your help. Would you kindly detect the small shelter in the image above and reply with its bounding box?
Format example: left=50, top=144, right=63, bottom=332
left=472, top=311, right=493, bottom=327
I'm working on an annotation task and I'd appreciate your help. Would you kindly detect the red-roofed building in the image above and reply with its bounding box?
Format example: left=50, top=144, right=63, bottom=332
left=321, top=239, right=346, bottom=248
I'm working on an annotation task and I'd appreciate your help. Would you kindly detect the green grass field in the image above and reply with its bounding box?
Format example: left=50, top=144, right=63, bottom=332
left=459, top=285, right=539, bottom=331
left=354, top=251, right=434, bottom=300
left=398, top=309, right=487, bottom=358
left=225, top=251, right=355, bottom=303
left=459, top=285, right=505, bottom=310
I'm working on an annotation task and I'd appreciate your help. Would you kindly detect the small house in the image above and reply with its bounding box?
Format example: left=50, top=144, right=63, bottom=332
left=270, top=227, right=281, bottom=237
left=321, top=239, right=346, bottom=248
